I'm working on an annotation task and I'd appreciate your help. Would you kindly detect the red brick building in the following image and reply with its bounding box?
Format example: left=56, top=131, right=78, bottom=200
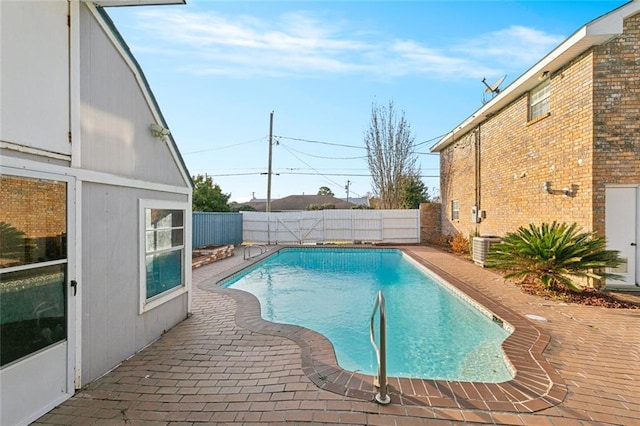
left=430, top=2, right=640, bottom=290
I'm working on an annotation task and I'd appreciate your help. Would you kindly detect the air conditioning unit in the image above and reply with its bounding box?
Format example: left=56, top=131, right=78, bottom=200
left=472, top=236, right=501, bottom=266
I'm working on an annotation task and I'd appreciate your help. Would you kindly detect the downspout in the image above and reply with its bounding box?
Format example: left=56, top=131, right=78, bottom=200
left=474, top=124, right=481, bottom=234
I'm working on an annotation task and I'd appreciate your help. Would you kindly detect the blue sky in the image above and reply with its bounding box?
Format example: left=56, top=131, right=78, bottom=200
left=107, top=0, right=627, bottom=203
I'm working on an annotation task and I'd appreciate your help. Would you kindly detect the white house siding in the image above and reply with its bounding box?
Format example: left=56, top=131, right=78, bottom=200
left=79, top=4, right=186, bottom=187
left=2, top=2, right=191, bottom=423
left=0, top=1, right=70, bottom=155
left=81, top=182, right=189, bottom=384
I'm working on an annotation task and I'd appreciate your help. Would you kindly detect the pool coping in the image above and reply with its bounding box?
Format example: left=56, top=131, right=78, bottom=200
left=199, top=246, right=567, bottom=413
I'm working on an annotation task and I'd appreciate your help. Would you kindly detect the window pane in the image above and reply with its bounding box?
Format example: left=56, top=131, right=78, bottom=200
left=0, top=176, right=67, bottom=268
left=146, top=229, right=172, bottom=252
left=146, top=209, right=183, bottom=230
left=1, top=264, right=67, bottom=366
left=529, top=80, right=550, bottom=120
left=145, top=229, right=184, bottom=252
left=146, top=250, right=183, bottom=299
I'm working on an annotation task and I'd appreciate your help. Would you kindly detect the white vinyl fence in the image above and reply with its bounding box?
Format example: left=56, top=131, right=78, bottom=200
left=241, top=209, right=420, bottom=244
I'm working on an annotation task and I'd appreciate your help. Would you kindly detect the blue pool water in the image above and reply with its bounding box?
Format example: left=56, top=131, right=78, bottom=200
left=222, top=248, right=513, bottom=382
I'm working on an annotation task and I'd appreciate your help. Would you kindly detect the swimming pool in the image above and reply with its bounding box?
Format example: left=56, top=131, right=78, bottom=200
left=222, top=248, right=513, bottom=383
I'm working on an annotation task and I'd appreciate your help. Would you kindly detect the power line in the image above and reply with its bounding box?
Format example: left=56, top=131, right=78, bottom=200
left=278, top=172, right=371, bottom=176
left=413, top=133, right=450, bottom=148
left=198, top=172, right=265, bottom=177
left=279, top=143, right=367, bottom=160
left=276, top=132, right=448, bottom=151
left=279, top=144, right=363, bottom=198
left=181, top=131, right=446, bottom=157
left=182, top=137, right=266, bottom=155
left=199, top=171, right=440, bottom=178
left=275, top=135, right=365, bottom=149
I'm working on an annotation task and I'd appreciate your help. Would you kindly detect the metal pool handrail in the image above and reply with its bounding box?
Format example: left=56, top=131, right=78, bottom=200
left=243, top=244, right=267, bottom=260
left=369, top=290, right=391, bottom=404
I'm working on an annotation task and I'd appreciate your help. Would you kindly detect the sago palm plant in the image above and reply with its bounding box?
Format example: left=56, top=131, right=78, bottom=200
left=485, top=222, right=624, bottom=292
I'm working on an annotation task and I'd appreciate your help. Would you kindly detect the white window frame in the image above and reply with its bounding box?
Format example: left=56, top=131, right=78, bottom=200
left=0, top=167, right=78, bottom=414
left=452, top=200, right=460, bottom=221
left=139, top=199, right=189, bottom=314
left=529, top=79, right=550, bottom=121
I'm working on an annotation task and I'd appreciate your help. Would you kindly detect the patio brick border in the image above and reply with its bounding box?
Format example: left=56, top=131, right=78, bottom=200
left=201, top=246, right=567, bottom=413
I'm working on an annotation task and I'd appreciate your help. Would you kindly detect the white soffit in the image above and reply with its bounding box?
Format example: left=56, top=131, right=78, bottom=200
left=430, top=0, right=640, bottom=153
left=90, top=0, right=185, bottom=6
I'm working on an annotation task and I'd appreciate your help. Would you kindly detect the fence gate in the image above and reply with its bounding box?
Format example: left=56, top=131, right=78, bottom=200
left=241, top=210, right=419, bottom=245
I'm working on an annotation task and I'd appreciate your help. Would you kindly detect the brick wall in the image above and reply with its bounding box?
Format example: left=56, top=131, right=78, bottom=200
left=440, top=52, right=596, bottom=238
left=440, top=131, right=477, bottom=237
left=440, top=12, right=640, bottom=240
left=419, top=202, right=441, bottom=243
left=592, top=11, right=640, bottom=235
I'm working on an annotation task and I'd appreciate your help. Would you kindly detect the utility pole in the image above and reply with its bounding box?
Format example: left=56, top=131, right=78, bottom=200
left=266, top=111, right=274, bottom=213
left=345, top=180, right=351, bottom=203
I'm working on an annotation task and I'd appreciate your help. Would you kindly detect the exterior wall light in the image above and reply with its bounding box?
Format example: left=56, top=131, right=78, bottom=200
left=150, top=123, right=170, bottom=138
left=544, top=181, right=575, bottom=197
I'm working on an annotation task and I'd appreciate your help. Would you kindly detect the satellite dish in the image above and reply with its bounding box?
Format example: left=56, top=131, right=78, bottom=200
left=482, top=75, right=506, bottom=94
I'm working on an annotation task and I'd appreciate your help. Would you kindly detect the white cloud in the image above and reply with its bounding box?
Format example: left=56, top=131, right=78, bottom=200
left=390, top=40, right=496, bottom=78
left=453, top=25, right=565, bottom=69
left=124, top=9, right=566, bottom=80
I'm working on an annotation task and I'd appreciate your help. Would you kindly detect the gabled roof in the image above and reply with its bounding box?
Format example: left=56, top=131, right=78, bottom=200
left=430, top=0, right=640, bottom=153
left=92, top=4, right=192, bottom=187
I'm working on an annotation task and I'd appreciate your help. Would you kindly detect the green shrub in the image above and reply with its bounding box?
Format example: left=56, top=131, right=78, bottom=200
left=485, top=222, right=624, bottom=292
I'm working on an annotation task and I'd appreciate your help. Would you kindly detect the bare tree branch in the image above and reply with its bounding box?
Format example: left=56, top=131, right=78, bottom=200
left=364, top=100, right=419, bottom=209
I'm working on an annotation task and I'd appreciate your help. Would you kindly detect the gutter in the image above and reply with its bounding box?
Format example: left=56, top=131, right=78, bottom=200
left=430, top=0, right=637, bottom=153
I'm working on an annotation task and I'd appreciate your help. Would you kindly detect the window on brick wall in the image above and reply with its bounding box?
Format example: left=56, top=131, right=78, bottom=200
left=452, top=200, right=460, bottom=220
left=529, top=79, right=550, bottom=121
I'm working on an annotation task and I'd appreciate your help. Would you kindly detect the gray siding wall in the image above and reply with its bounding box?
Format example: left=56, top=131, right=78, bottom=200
left=81, top=183, right=189, bottom=385
left=0, top=1, right=69, bottom=154
left=79, top=4, right=186, bottom=187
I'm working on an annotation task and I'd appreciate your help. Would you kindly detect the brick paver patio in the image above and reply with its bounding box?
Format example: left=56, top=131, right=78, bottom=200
left=36, top=246, right=640, bottom=425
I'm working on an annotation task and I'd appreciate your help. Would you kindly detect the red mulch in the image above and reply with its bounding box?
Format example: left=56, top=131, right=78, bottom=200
left=516, top=279, right=640, bottom=309
left=443, top=250, right=640, bottom=309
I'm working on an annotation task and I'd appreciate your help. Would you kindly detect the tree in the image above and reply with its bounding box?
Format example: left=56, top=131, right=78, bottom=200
left=317, top=186, right=334, bottom=196
left=364, top=100, right=419, bottom=209
left=306, top=203, right=336, bottom=211
left=229, top=202, right=256, bottom=212
left=400, top=175, right=430, bottom=209
left=192, top=174, right=231, bottom=212
left=485, top=222, right=624, bottom=292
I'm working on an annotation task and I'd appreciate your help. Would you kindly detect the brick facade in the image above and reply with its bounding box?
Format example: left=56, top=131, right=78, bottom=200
left=419, top=202, right=441, bottom=243
left=439, top=11, right=640, bottom=239
left=592, top=11, right=640, bottom=235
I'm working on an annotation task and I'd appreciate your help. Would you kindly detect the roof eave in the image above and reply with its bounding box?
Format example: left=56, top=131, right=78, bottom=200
left=89, top=0, right=185, bottom=7
left=92, top=4, right=193, bottom=187
left=430, top=1, right=634, bottom=153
